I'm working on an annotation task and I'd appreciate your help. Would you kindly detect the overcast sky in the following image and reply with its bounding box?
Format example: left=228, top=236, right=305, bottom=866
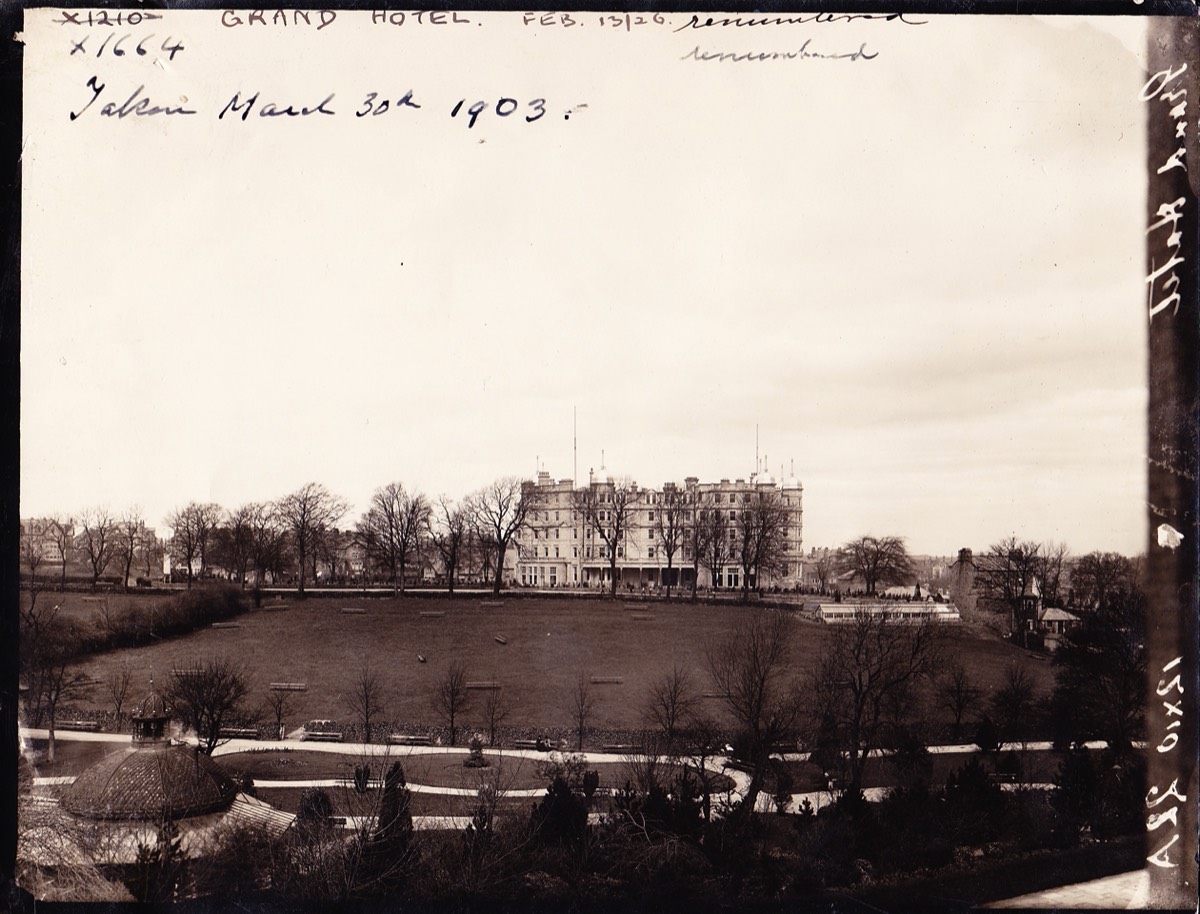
left=21, top=13, right=1147, bottom=555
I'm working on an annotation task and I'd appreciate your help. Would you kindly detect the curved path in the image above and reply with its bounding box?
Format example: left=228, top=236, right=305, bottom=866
left=20, top=728, right=1110, bottom=819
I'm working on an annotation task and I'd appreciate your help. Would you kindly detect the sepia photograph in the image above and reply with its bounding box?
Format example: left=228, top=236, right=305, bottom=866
left=11, top=7, right=1198, bottom=910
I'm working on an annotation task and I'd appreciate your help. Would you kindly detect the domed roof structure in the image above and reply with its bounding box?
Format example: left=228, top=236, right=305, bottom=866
left=62, top=744, right=237, bottom=821
left=133, top=686, right=169, bottom=722
left=62, top=680, right=236, bottom=821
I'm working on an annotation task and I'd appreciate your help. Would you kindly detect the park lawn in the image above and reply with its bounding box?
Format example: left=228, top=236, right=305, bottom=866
left=254, top=785, right=572, bottom=819
left=20, top=737, right=126, bottom=777
left=62, top=596, right=1056, bottom=738
left=222, top=749, right=631, bottom=791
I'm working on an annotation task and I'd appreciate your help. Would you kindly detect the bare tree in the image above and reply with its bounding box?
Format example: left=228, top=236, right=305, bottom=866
left=112, top=507, right=144, bottom=592
left=733, top=488, right=790, bottom=602
left=682, top=714, right=727, bottom=823
left=139, top=527, right=163, bottom=582
left=807, top=608, right=942, bottom=796
left=835, top=535, right=916, bottom=596
left=277, top=483, right=349, bottom=595
left=573, top=475, right=641, bottom=596
left=166, top=505, right=200, bottom=587
left=683, top=498, right=710, bottom=602
left=266, top=688, right=293, bottom=739
left=427, top=496, right=468, bottom=594
left=433, top=662, right=472, bottom=746
left=479, top=685, right=512, bottom=745
left=78, top=507, right=117, bottom=590
left=466, top=476, right=539, bottom=595
left=975, top=536, right=1042, bottom=628
left=1071, top=551, right=1137, bottom=612
left=706, top=607, right=800, bottom=821
left=165, top=502, right=222, bottom=587
left=42, top=515, right=76, bottom=591
left=813, top=551, right=835, bottom=594
left=345, top=665, right=386, bottom=744
left=991, top=663, right=1037, bottom=744
left=247, top=502, right=285, bottom=592
left=569, top=672, right=596, bottom=751
left=20, top=522, right=48, bottom=613
left=652, top=483, right=688, bottom=601
left=939, top=659, right=981, bottom=740
left=701, top=506, right=731, bottom=593
left=165, top=658, right=249, bottom=754
left=357, top=482, right=429, bottom=595
left=1037, top=541, right=1070, bottom=608
left=22, top=614, right=89, bottom=763
left=216, top=504, right=258, bottom=586
left=105, top=667, right=133, bottom=721
left=642, top=665, right=698, bottom=751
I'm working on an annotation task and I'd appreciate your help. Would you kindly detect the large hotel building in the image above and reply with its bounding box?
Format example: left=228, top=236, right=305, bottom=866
left=514, top=469, right=803, bottom=591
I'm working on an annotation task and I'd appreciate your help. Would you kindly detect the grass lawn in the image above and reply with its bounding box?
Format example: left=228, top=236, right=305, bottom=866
left=20, top=737, right=126, bottom=777
left=254, top=785, right=544, bottom=819
left=61, top=595, right=1056, bottom=740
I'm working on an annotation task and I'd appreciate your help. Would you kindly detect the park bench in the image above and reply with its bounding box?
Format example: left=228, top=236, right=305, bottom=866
left=81, top=596, right=106, bottom=603
left=701, top=690, right=729, bottom=699
left=419, top=611, right=445, bottom=618
left=211, top=622, right=241, bottom=629
left=219, top=727, right=259, bottom=739
left=513, top=737, right=564, bottom=751
left=480, top=601, right=504, bottom=608
left=629, top=614, right=656, bottom=621
left=465, top=681, right=500, bottom=690
left=589, top=676, right=623, bottom=685
left=602, top=744, right=645, bottom=754
left=270, top=682, right=307, bottom=691
left=494, top=636, right=507, bottom=645
left=302, top=730, right=343, bottom=743
left=341, top=608, right=366, bottom=614
left=59, top=720, right=100, bottom=732
left=387, top=734, right=432, bottom=746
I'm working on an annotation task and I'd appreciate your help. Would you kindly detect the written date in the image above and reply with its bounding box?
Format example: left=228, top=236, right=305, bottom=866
left=522, top=12, right=667, bottom=28
left=69, top=78, right=565, bottom=127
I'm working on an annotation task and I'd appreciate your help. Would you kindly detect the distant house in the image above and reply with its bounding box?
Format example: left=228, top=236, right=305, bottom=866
left=1017, top=578, right=1080, bottom=649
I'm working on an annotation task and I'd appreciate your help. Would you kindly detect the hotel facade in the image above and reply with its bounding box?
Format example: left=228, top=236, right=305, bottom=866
left=514, top=469, right=804, bottom=591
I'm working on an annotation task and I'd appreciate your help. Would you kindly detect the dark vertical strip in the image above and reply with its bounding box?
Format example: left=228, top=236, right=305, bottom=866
left=1144, top=16, right=1199, bottom=910
left=0, top=0, right=20, bottom=902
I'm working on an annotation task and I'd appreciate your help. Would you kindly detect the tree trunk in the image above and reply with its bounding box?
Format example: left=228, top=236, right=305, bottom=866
left=609, top=556, right=619, bottom=596
left=492, top=542, right=505, bottom=595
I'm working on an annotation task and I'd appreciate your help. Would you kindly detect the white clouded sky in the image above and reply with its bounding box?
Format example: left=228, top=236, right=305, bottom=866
left=22, top=13, right=1147, bottom=555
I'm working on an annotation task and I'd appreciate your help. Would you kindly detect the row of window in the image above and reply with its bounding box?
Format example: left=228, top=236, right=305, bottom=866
left=526, top=489, right=800, bottom=525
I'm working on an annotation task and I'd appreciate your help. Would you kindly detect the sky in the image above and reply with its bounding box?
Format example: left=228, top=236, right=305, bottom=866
left=21, top=13, right=1148, bottom=555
